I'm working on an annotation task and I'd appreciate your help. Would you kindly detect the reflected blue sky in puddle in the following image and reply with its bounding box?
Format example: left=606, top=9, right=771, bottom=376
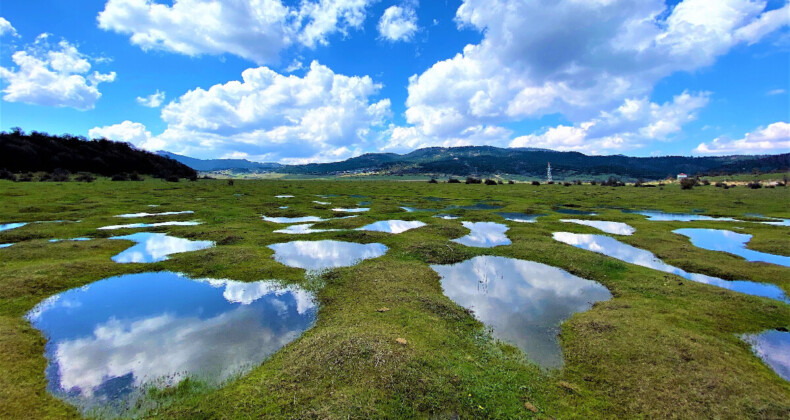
left=313, top=201, right=331, bottom=205
left=0, top=222, right=27, bottom=232
left=49, top=238, right=92, bottom=243
left=561, top=219, right=635, bottom=235
left=275, top=195, right=294, bottom=198
left=434, top=214, right=460, bottom=220
left=273, top=224, right=340, bottom=234
left=98, top=221, right=202, bottom=230
left=110, top=232, right=214, bottom=263
left=674, top=229, right=790, bottom=267
left=623, top=210, right=737, bottom=222
left=497, top=213, right=544, bottom=223
left=357, top=220, right=426, bottom=234
left=741, top=330, right=790, bottom=382
left=0, top=243, right=12, bottom=248
left=331, top=207, right=370, bottom=213
left=115, top=211, right=193, bottom=218
left=26, top=272, right=316, bottom=413
left=401, top=206, right=439, bottom=213
left=269, top=240, right=387, bottom=271
left=263, top=215, right=328, bottom=224
left=553, top=232, right=789, bottom=302
left=452, top=222, right=511, bottom=248
left=431, top=256, right=611, bottom=368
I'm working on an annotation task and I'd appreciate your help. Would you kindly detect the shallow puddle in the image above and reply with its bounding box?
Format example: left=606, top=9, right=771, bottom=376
left=273, top=224, right=340, bottom=234
left=0, top=243, right=13, bottom=248
left=357, top=220, right=427, bottom=234
left=401, top=206, right=439, bottom=213
left=553, top=232, right=789, bottom=302
left=275, top=195, right=294, bottom=198
left=623, top=210, right=736, bottom=222
left=110, top=232, right=214, bottom=263
left=269, top=240, right=387, bottom=271
left=434, top=214, right=460, bottom=220
left=26, top=272, right=316, bottom=413
left=561, top=219, right=635, bottom=235
left=497, top=213, right=544, bottom=223
left=115, top=211, right=193, bottom=218
left=674, top=229, right=790, bottom=267
left=741, top=330, right=790, bottom=382
left=98, top=221, right=202, bottom=230
left=452, top=222, right=511, bottom=248
left=0, top=222, right=27, bottom=232
left=331, top=207, right=370, bottom=213
left=431, top=256, right=611, bottom=368
left=313, top=201, right=331, bottom=205
left=49, top=238, right=92, bottom=243
left=263, top=215, right=328, bottom=224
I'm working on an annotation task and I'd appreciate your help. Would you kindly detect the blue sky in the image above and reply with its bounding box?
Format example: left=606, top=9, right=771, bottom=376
left=0, top=0, right=788, bottom=163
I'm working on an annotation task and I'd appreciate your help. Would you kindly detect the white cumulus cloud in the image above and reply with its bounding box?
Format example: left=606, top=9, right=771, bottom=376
left=0, top=35, right=116, bottom=110
left=91, top=61, right=390, bottom=163
left=98, top=0, right=376, bottom=64
left=694, top=122, right=790, bottom=155
left=0, top=17, right=17, bottom=37
left=378, top=5, right=418, bottom=42
left=136, top=90, right=165, bottom=108
left=395, top=0, right=789, bottom=153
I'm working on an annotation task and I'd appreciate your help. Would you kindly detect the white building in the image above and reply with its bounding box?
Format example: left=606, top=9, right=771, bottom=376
left=677, top=173, right=688, bottom=181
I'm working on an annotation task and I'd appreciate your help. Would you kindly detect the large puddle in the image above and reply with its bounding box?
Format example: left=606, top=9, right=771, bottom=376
left=110, top=232, right=215, bottom=263
left=263, top=215, right=328, bottom=224
left=452, top=222, right=511, bottom=248
left=431, top=256, right=611, bottom=368
left=357, top=220, right=426, bottom=234
left=741, top=330, right=790, bottom=382
left=26, top=272, right=317, bottom=413
left=674, top=229, right=790, bottom=267
left=0, top=222, right=27, bottom=232
left=98, top=221, right=202, bottom=230
left=497, top=213, right=544, bottom=223
left=553, top=233, right=789, bottom=302
left=115, top=211, right=193, bottom=218
left=269, top=240, right=387, bottom=271
left=561, top=219, right=635, bottom=235
left=623, top=210, right=737, bottom=222
left=274, top=224, right=340, bottom=234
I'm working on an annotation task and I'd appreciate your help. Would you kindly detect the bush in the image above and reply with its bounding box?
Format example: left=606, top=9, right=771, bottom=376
left=465, top=177, right=482, bottom=184
left=484, top=179, right=498, bottom=185
left=634, top=179, right=644, bottom=187
left=74, top=172, right=96, bottom=182
left=747, top=181, right=762, bottom=189
left=228, top=179, right=235, bottom=186
left=497, top=180, right=504, bottom=185
left=680, top=177, right=696, bottom=190
left=16, top=172, right=33, bottom=182
left=531, top=181, right=540, bottom=186
left=447, top=178, right=461, bottom=184
left=701, top=179, right=711, bottom=186
left=563, top=182, right=571, bottom=187
left=428, top=178, right=438, bottom=184
left=165, top=174, right=180, bottom=182
left=715, top=182, right=725, bottom=188
left=188, top=173, right=198, bottom=181
left=39, top=173, right=52, bottom=182
left=0, top=169, right=16, bottom=181
left=129, top=172, right=143, bottom=181
left=51, top=168, right=70, bottom=182
left=111, top=173, right=129, bottom=181
left=590, top=180, right=597, bottom=185
left=547, top=181, right=554, bottom=185
left=508, top=180, right=515, bottom=184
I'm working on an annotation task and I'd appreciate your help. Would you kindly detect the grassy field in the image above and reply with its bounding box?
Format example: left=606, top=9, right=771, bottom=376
left=0, top=179, right=788, bottom=419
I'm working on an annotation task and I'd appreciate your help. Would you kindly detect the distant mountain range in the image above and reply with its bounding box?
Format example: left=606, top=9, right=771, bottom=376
left=156, top=151, right=283, bottom=171
left=161, top=146, right=789, bottom=180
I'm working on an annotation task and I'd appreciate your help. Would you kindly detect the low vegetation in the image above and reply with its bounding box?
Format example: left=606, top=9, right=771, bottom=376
left=0, top=179, right=788, bottom=419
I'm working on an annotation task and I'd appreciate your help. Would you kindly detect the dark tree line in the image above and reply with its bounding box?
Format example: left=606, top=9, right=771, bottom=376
left=0, top=129, right=196, bottom=178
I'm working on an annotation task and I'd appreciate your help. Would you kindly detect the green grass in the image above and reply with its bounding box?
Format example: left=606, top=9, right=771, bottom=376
left=0, top=179, right=788, bottom=419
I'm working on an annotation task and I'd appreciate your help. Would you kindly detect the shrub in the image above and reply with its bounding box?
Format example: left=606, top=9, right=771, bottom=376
left=531, top=181, right=540, bottom=186
left=747, top=181, right=762, bottom=189
left=701, top=179, right=711, bottom=186
left=590, top=180, right=597, bottom=185
left=484, top=179, right=498, bottom=185
left=228, top=179, right=235, bottom=186
left=508, top=180, right=515, bottom=184
left=0, top=169, right=16, bottom=181
left=188, top=173, right=198, bottom=181
left=16, top=172, right=33, bottom=182
left=497, top=180, right=504, bottom=185
left=74, top=172, right=96, bottom=182
left=428, top=178, right=438, bottom=184
left=680, top=177, right=696, bottom=190
left=129, top=172, right=143, bottom=181
left=111, top=173, right=129, bottom=181
left=715, top=182, right=725, bottom=188
left=465, top=177, right=482, bottom=184
left=51, top=168, right=70, bottom=182
left=39, top=173, right=52, bottom=182
left=165, top=174, right=180, bottom=182
left=547, top=181, right=554, bottom=185
left=447, top=178, right=461, bottom=184
left=634, top=179, right=643, bottom=187
left=563, top=182, right=571, bottom=187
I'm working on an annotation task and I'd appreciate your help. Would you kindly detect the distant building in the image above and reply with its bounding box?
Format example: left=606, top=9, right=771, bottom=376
left=677, top=173, right=688, bottom=180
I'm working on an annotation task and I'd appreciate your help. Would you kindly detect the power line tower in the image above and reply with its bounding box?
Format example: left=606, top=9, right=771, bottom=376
left=547, top=162, right=552, bottom=183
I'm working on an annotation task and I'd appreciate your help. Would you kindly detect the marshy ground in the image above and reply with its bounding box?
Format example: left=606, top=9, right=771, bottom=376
left=0, top=179, right=788, bottom=418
